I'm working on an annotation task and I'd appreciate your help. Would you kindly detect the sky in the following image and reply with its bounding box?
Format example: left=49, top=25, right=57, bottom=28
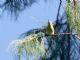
left=0, top=0, right=65, bottom=60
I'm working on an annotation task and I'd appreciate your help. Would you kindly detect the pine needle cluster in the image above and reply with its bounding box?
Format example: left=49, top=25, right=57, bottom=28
left=7, top=32, right=46, bottom=60
left=66, top=0, right=80, bottom=35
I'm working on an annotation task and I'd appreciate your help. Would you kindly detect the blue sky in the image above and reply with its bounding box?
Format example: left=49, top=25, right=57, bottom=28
left=0, top=0, right=65, bottom=60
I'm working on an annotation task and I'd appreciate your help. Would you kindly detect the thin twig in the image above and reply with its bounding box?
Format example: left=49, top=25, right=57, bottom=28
left=75, top=35, right=80, bottom=40
left=45, top=33, right=78, bottom=36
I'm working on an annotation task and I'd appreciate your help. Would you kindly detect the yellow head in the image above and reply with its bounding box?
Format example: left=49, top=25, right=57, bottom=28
left=47, top=19, right=54, bottom=35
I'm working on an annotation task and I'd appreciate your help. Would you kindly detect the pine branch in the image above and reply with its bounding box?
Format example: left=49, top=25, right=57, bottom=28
left=45, top=33, right=78, bottom=36
left=75, top=35, right=80, bottom=40
left=56, top=0, right=62, bottom=21
left=73, top=0, right=78, bottom=18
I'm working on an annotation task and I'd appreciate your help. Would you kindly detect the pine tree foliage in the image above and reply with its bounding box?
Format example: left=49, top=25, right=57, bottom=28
left=66, top=0, right=80, bottom=35
left=0, top=0, right=48, bottom=19
left=8, top=32, right=46, bottom=60
left=6, top=0, right=80, bottom=60
left=0, top=0, right=36, bottom=18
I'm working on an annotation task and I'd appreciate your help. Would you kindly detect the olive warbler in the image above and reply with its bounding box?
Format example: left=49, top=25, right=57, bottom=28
left=47, top=19, right=54, bottom=35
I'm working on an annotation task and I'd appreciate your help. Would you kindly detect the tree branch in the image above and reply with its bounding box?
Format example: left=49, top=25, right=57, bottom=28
left=45, top=33, right=78, bottom=36
left=56, top=0, right=62, bottom=21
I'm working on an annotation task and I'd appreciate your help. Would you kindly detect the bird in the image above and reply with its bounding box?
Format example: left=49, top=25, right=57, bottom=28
left=47, top=19, right=54, bottom=36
